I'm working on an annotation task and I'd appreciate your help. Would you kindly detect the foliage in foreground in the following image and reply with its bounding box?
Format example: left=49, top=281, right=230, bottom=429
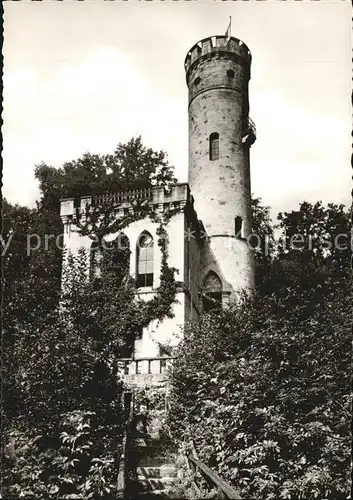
left=3, top=137, right=179, bottom=499
left=3, top=233, right=178, bottom=498
left=167, top=279, right=351, bottom=500
left=3, top=248, right=125, bottom=499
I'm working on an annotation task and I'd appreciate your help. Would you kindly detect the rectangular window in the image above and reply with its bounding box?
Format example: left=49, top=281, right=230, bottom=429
left=137, top=273, right=153, bottom=288
left=136, top=361, right=141, bottom=375
left=209, top=133, right=219, bottom=161
left=235, top=216, right=243, bottom=238
left=148, top=360, right=153, bottom=374
left=137, top=245, right=154, bottom=287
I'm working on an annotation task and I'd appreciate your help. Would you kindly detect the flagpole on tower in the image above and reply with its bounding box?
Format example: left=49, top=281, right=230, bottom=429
left=225, top=16, right=232, bottom=40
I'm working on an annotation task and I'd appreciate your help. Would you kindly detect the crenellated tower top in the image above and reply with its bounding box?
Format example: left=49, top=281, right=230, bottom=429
left=184, top=35, right=251, bottom=81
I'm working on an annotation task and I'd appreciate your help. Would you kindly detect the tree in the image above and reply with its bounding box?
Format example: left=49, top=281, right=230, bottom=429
left=277, top=201, right=350, bottom=273
left=256, top=201, right=350, bottom=298
left=4, top=228, right=178, bottom=498
left=34, top=136, right=176, bottom=212
left=3, top=137, right=178, bottom=422
left=3, top=138, right=179, bottom=498
left=250, top=196, right=275, bottom=291
left=3, top=252, right=125, bottom=499
left=167, top=200, right=351, bottom=500
left=2, top=199, right=63, bottom=425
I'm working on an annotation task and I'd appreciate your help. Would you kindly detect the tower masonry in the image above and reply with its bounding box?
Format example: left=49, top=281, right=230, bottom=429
left=185, top=35, right=256, bottom=299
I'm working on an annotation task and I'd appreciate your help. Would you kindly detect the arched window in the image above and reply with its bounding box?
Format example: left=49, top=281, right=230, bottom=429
left=90, top=240, right=103, bottom=279
left=209, top=132, right=219, bottom=161
left=202, top=271, right=222, bottom=312
left=136, top=232, right=154, bottom=288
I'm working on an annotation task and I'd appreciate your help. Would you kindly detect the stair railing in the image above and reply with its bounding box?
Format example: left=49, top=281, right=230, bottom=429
left=186, top=439, right=242, bottom=499
left=117, top=391, right=135, bottom=499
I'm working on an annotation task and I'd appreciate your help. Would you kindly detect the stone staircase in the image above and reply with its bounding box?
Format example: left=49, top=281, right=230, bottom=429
left=127, top=432, right=178, bottom=498
left=122, top=377, right=179, bottom=498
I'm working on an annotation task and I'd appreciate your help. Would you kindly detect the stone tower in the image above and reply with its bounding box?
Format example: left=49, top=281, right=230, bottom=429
left=185, top=35, right=256, bottom=300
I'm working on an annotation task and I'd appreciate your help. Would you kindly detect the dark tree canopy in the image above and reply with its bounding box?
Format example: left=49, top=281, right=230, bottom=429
left=277, top=201, right=350, bottom=272
left=2, top=199, right=62, bottom=334
left=253, top=200, right=350, bottom=298
left=166, top=197, right=351, bottom=500
left=35, top=136, right=177, bottom=211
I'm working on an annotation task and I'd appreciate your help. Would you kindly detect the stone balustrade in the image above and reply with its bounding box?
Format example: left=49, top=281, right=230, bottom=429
left=117, top=357, right=176, bottom=389
left=118, top=356, right=175, bottom=376
left=92, top=188, right=153, bottom=207
left=60, top=183, right=193, bottom=219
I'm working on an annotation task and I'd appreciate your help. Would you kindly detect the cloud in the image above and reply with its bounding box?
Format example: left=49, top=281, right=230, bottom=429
left=250, top=89, right=350, bottom=216
left=3, top=46, right=349, bottom=214
left=3, top=46, right=188, bottom=206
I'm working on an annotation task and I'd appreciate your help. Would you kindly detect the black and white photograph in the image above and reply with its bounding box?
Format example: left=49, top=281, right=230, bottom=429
left=2, top=1, right=351, bottom=499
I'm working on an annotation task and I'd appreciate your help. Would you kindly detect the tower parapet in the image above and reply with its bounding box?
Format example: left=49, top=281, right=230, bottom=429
left=184, top=35, right=251, bottom=79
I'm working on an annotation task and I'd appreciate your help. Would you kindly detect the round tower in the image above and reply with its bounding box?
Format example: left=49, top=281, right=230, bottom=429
left=185, top=35, right=256, bottom=300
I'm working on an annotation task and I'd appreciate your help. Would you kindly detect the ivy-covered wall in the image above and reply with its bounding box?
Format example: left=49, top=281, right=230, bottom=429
left=60, top=184, right=202, bottom=358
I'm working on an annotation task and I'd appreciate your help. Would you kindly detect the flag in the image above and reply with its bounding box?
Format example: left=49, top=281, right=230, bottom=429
left=225, top=16, right=231, bottom=39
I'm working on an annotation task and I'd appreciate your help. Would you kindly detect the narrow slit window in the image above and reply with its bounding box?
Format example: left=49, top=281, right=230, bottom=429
left=209, top=133, right=219, bottom=161
left=235, top=216, right=243, bottom=238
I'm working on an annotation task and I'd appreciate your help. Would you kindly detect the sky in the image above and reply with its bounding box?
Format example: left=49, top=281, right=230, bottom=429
left=3, top=1, right=351, bottom=220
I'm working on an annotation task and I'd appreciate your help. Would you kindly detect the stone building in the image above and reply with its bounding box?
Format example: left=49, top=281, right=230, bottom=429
left=60, top=34, right=256, bottom=374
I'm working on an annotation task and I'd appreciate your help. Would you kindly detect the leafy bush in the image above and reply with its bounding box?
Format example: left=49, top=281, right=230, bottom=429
left=3, top=226, right=177, bottom=498
left=4, top=409, right=122, bottom=499
left=167, top=281, right=351, bottom=499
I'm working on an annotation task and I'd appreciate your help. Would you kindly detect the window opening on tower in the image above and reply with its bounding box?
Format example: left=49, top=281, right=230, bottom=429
left=202, top=271, right=222, bottom=312
left=235, top=216, right=243, bottom=238
left=209, top=132, right=219, bottom=161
